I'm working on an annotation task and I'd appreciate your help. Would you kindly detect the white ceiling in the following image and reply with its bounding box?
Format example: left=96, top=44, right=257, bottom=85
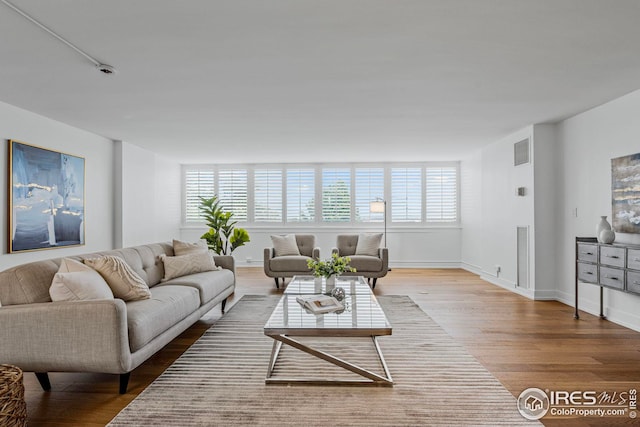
left=1, top=0, right=640, bottom=164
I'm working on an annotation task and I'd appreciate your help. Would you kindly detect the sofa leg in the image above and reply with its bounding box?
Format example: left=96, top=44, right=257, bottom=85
left=372, top=278, right=378, bottom=289
left=221, top=298, right=227, bottom=313
left=35, top=372, right=51, bottom=391
left=274, top=277, right=280, bottom=289
left=119, top=372, right=131, bottom=394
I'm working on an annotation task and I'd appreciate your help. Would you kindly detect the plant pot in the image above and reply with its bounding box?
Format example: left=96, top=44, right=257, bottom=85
left=326, top=275, right=336, bottom=290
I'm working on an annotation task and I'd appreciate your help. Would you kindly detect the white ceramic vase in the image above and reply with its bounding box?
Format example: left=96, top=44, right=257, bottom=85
left=326, top=275, right=336, bottom=291
left=596, top=216, right=612, bottom=243
left=599, top=229, right=616, bottom=244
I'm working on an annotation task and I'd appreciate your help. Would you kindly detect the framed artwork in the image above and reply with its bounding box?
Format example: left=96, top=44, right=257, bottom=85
left=8, top=140, right=85, bottom=252
left=612, top=153, right=640, bottom=234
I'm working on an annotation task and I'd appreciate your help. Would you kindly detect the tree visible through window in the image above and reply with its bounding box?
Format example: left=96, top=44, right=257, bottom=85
left=322, top=168, right=351, bottom=222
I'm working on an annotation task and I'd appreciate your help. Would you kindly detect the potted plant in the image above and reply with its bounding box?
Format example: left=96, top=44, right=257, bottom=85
left=199, top=196, right=250, bottom=255
left=307, top=253, right=356, bottom=286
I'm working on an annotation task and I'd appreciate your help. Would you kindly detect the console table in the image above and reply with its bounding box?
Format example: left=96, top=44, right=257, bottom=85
left=575, top=236, right=640, bottom=319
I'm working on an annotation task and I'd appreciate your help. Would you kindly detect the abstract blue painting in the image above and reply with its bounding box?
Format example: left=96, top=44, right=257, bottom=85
left=9, top=140, right=85, bottom=252
left=612, top=153, right=640, bottom=234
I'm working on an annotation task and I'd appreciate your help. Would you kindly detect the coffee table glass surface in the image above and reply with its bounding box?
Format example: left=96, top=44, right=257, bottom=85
left=283, top=275, right=372, bottom=295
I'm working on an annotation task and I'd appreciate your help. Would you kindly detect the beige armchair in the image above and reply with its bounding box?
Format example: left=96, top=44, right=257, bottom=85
left=332, top=234, right=388, bottom=289
left=264, top=234, right=320, bottom=288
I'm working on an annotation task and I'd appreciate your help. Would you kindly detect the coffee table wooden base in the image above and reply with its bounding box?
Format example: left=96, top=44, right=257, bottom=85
left=265, top=334, right=393, bottom=386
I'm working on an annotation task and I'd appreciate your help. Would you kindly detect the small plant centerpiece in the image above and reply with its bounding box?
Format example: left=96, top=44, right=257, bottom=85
left=307, top=253, right=356, bottom=286
left=199, top=196, right=250, bottom=255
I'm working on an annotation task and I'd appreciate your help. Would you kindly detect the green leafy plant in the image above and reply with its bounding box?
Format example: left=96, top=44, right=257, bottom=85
left=307, top=253, right=356, bottom=278
left=199, top=196, right=250, bottom=255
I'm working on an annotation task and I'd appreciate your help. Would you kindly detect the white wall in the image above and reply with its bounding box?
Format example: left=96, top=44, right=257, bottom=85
left=181, top=226, right=461, bottom=268
left=115, top=141, right=181, bottom=247
left=0, top=101, right=114, bottom=271
left=556, top=89, right=640, bottom=330
left=461, top=126, right=537, bottom=297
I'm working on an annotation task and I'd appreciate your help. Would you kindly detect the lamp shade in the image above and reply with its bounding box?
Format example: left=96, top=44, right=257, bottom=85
left=370, top=200, right=385, bottom=213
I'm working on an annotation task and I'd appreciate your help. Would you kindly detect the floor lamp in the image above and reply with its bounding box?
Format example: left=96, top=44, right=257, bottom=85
left=369, top=199, right=387, bottom=248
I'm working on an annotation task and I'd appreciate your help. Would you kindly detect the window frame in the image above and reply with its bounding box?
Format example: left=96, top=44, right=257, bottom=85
left=182, top=162, right=460, bottom=228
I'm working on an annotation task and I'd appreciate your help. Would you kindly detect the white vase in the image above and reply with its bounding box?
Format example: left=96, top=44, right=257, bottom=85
left=596, top=216, right=612, bottom=243
left=326, top=275, right=336, bottom=291
left=600, top=229, right=616, bottom=244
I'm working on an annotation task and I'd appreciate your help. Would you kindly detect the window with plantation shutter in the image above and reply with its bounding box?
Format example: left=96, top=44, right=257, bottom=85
left=391, top=167, right=422, bottom=222
left=218, top=169, right=248, bottom=221
left=183, top=162, right=459, bottom=225
left=355, top=167, right=384, bottom=222
left=254, top=169, right=283, bottom=222
left=426, top=166, right=458, bottom=222
left=286, top=169, right=315, bottom=222
left=322, top=168, right=351, bottom=222
left=184, top=168, right=215, bottom=223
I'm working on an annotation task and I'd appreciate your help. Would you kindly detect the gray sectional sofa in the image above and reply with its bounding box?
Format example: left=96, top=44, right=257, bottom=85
left=0, top=242, right=235, bottom=393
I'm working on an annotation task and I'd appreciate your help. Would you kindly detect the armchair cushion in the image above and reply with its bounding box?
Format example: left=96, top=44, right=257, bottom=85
left=355, top=233, right=383, bottom=256
left=347, top=255, right=383, bottom=272
left=269, top=256, right=313, bottom=273
left=271, top=234, right=301, bottom=257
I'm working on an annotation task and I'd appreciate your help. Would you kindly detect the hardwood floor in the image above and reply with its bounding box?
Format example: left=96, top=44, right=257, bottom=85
left=22, top=268, right=640, bottom=426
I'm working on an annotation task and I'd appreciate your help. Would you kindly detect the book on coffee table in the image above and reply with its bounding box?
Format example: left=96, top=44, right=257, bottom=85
left=296, top=294, right=344, bottom=314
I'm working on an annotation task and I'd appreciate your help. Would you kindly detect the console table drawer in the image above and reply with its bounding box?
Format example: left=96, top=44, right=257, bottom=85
left=627, top=249, right=640, bottom=270
left=577, top=262, right=598, bottom=283
left=599, top=266, right=625, bottom=290
left=577, top=244, right=598, bottom=262
left=599, top=246, right=625, bottom=268
left=627, top=271, right=640, bottom=294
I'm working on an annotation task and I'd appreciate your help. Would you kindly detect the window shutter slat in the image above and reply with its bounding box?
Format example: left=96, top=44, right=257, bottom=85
left=322, top=168, right=351, bottom=222
left=255, top=169, right=283, bottom=222
left=426, top=167, right=458, bottom=222
left=286, top=169, right=315, bottom=222
left=355, top=168, right=384, bottom=222
left=391, top=167, right=422, bottom=222
left=218, top=169, right=247, bottom=221
left=184, top=169, right=215, bottom=223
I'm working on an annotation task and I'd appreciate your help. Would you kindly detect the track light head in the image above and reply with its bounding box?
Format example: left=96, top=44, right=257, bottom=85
left=97, top=64, right=117, bottom=75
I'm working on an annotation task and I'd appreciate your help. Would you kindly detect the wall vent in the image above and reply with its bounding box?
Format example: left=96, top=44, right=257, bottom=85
left=517, top=226, right=529, bottom=289
left=514, top=138, right=530, bottom=166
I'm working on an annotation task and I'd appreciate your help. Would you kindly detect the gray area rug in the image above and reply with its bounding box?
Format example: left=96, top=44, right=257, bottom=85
left=108, top=295, right=537, bottom=426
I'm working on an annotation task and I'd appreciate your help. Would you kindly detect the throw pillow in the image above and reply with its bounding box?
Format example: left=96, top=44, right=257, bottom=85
left=84, top=256, right=151, bottom=301
left=50, top=258, right=114, bottom=302
left=173, top=239, right=208, bottom=256
left=159, top=251, right=218, bottom=281
left=271, top=234, right=301, bottom=257
left=355, top=233, right=383, bottom=256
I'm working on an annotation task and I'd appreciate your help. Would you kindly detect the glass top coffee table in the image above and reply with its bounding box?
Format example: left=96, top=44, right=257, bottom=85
left=264, top=275, right=393, bottom=386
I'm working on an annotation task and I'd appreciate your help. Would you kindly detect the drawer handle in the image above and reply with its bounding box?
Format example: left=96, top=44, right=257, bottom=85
left=605, top=275, right=619, bottom=280
left=605, top=255, right=620, bottom=259
left=581, top=251, right=594, bottom=255
left=585, top=272, right=594, bottom=275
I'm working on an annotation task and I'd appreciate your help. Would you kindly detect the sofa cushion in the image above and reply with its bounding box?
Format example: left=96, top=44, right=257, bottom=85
left=269, top=255, right=313, bottom=273
left=271, top=234, right=301, bottom=256
left=173, top=239, right=208, bottom=256
left=355, top=233, right=383, bottom=256
left=126, top=285, right=200, bottom=352
left=159, top=269, right=234, bottom=305
left=85, top=256, right=151, bottom=301
left=159, top=252, right=217, bottom=282
left=347, top=255, right=382, bottom=272
left=49, top=259, right=114, bottom=302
